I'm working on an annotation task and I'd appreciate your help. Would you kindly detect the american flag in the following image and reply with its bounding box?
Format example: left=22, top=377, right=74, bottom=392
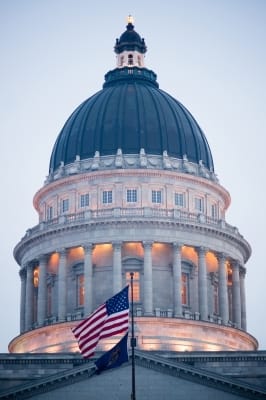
left=72, top=286, right=129, bottom=359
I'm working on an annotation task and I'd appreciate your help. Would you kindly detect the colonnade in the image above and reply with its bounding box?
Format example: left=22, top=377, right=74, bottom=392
left=19, top=242, right=246, bottom=333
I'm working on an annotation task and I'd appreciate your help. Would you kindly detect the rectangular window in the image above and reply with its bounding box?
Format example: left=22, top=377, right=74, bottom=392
left=127, top=189, right=137, bottom=203
left=152, top=190, right=162, bottom=204
left=211, top=204, right=218, bottom=219
left=214, top=283, right=219, bottom=314
left=103, top=190, right=113, bottom=204
left=47, top=285, right=52, bottom=317
left=76, top=275, right=84, bottom=307
left=80, top=193, right=89, bottom=208
left=61, top=198, right=69, bottom=213
left=195, top=197, right=204, bottom=212
left=126, top=272, right=140, bottom=302
left=47, top=206, right=53, bottom=221
left=175, top=193, right=185, bottom=207
left=181, top=272, right=189, bottom=305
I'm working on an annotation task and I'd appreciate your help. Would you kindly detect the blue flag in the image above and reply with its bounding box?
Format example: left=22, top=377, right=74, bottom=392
left=95, top=333, right=129, bottom=373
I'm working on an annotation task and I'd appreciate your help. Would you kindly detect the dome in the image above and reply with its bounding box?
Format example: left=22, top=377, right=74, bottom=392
left=49, top=22, right=214, bottom=175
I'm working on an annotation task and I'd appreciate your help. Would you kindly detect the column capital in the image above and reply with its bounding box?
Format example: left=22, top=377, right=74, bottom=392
left=113, top=241, right=122, bottom=250
left=19, top=268, right=27, bottom=280
left=239, top=265, right=246, bottom=277
left=197, top=246, right=207, bottom=256
left=172, top=242, right=183, bottom=251
left=142, top=241, right=153, bottom=249
left=56, top=248, right=67, bottom=257
left=83, top=243, right=94, bottom=253
left=215, top=252, right=227, bottom=262
left=39, top=254, right=49, bottom=264
left=231, top=259, right=241, bottom=270
left=26, top=262, right=35, bottom=272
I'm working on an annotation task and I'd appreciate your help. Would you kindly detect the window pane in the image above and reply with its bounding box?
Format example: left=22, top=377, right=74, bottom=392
left=181, top=273, right=189, bottom=305
left=126, top=272, right=140, bottom=302
left=211, top=204, right=217, bottom=218
left=127, top=189, right=137, bottom=203
left=61, top=199, right=69, bottom=213
left=175, top=193, right=185, bottom=207
left=195, top=197, right=204, bottom=212
left=80, top=193, right=89, bottom=207
left=47, top=206, right=53, bottom=220
left=76, top=275, right=84, bottom=306
left=103, top=190, right=112, bottom=204
left=152, top=190, right=162, bottom=204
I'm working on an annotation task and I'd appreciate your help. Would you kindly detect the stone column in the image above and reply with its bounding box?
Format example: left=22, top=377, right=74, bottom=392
left=217, top=253, right=229, bottom=325
left=84, top=244, right=94, bottom=317
left=58, top=249, right=67, bottom=322
left=37, top=254, right=47, bottom=327
left=232, top=260, right=241, bottom=328
left=173, top=243, right=182, bottom=317
left=25, top=263, right=34, bottom=331
left=143, top=241, right=153, bottom=316
left=197, top=247, right=208, bottom=321
left=19, top=267, right=27, bottom=333
left=113, top=241, right=122, bottom=294
left=240, top=266, right=247, bottom=330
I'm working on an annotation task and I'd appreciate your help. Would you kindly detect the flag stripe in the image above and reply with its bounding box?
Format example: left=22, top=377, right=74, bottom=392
left=72, top=286, right=129, bottom=359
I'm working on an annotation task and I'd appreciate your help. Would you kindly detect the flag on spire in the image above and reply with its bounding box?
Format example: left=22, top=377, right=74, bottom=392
left=72, top=286, right=129, bottom=359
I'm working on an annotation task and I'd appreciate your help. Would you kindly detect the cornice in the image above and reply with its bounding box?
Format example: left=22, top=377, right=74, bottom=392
left=33, top=168, right=230, bottom=210
left=14, top=215, right=251, bottom=265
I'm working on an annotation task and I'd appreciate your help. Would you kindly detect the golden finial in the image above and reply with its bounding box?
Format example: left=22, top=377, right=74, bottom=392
left=127, top=15, right=134, bottom=25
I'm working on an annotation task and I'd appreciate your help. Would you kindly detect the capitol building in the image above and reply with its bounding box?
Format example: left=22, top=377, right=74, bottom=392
left=1, top=18, right=266, bottom=400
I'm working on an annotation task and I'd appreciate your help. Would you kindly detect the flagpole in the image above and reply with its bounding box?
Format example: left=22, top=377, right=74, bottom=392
left=130, top=272, right=136, bottom=400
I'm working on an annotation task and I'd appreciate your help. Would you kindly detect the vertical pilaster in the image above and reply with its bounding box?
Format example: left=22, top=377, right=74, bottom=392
left=25, top=263, right=34, bottom=331
left=84, top=244, right=94, bottom=316
left=19, top=267, right=27, bottom=333
left=58, top=249, right=67, bottom=322
left=232, top=260, right=241, bottom=328
left=240, top=266, right=247, bottom=330
left=217, top=253, right=229, bottom=325
left=143, top=241, right=153, bottom=316
left=37, top=254, right=47, bottom=326
left=113, top=241, right=122, bottom=294
left=173, top=242, right=182, bottom=317
left=198, top=247, right=208, bottom=321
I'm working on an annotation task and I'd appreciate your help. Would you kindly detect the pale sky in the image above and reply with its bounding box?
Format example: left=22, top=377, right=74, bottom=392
left=1, top=0, right=265, bottom=353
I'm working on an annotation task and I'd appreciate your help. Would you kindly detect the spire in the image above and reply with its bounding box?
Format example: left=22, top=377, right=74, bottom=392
left=127, top=14, right=134, bottom=26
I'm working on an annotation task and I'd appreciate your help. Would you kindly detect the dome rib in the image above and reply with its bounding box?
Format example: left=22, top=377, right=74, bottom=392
left=49, top=68, right=214, bottom=174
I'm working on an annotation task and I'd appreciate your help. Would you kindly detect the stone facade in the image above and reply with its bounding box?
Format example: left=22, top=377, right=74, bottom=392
left=1, top=351, right=266, bottom=399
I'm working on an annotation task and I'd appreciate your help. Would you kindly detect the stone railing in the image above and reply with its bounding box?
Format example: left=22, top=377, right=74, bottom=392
left=38, top=308, right=228, bottom=330
left=24, top=207, right=242, bottom=239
